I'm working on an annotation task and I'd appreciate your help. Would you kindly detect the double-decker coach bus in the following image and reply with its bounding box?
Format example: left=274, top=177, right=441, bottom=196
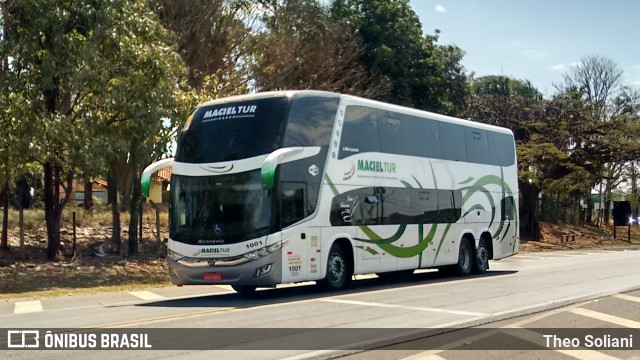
left=142, top=91, right=519, bottom=296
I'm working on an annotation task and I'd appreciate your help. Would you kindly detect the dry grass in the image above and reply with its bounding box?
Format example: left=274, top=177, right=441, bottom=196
left=0, top=206, right=171, bottom=301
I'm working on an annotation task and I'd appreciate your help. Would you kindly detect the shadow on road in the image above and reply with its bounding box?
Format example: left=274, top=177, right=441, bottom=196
left=131, top=269, right=518, bottom=309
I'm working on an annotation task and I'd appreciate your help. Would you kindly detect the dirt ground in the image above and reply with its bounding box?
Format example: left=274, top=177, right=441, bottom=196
left=520, top=222, right=640, bottom=252
left=1, top=220, right=639, bottom=301
left=0, top=221, right=172, bottom=301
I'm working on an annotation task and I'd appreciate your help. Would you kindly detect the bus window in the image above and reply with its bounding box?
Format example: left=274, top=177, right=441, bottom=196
left=414, top=189, right=438, bottom=224
left=438, top=122, right=466, bottom=162
left=502, top=196, right=515, bottom=221
left=409, top=116, right=440, bottom=159
left=380, top=188, right=412, bottom=224
left=339, top=106, right=380, bottom=159
left=284, top=97, right=339, bottom=147
left=488, top=132, right=516, bottom=166
left=437, top=190, right=462, bottom=223
left=465, top=128, right=489, bottom=164
left=378, top=114, right=411, bottom=156
left=281, top=182, right=306, bottom=228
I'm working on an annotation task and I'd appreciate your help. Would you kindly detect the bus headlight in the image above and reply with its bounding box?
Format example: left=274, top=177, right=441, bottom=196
left=243, top=239, right=288, bottom=261
left=168, top=249, right=185, bottom=262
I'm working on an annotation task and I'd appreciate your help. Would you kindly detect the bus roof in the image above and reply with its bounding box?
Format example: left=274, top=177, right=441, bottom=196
left=197, top=90, right=514, bottom=136
left=197, top=90, right=340, bottom=108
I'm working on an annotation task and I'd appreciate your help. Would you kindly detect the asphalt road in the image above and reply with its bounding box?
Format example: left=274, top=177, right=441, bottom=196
left=1, top=248, right=639, bottom=359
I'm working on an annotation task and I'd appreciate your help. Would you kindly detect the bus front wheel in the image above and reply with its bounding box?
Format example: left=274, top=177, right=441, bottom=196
left=318, top=244, right=352, bottom=291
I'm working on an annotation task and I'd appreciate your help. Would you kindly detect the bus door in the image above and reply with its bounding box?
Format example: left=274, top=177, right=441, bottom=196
left=280, top=182, right=314, bottom=282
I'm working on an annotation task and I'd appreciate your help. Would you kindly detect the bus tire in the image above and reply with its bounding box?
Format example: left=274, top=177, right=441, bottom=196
left=454, top=238, right=473, bottom=276
left=318, top=244, right=352, bottom=291
left=232, top=285, right=257, bottom=298
left=473, top=238, right=489, bottom=274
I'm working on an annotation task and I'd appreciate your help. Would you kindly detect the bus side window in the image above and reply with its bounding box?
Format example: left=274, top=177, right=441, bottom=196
left=339, top=106, right=380, bottom=159
left=502, top=196, right=515, bottom=221
left=438, top=122, right=466, bottom=162
left=464, top=128, right=489, bottom=164
left=414, top=189, right=438, bottom=224
left=281, top=182, right=306, bottom=228
left=437, top=190, right=462, bottom=223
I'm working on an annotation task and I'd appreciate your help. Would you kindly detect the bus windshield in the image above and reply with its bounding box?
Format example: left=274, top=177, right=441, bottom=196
left=170, top=171, right=272, bottom=245
left=175, top=97, right=289, bottom=163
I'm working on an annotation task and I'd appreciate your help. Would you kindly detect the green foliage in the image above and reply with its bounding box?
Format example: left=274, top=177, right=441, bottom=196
left=1, top=0, right=189, bottom=258
left=251, top=0, right=386, bottom=97
left=471, top=75, right=541, bottom=100
left=330, top=0, right=469, bottom=114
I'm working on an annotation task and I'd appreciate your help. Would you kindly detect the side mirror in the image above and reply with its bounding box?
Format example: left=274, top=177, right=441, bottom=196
left=260, top=148, right=305, bottom=190
left=141, top=158, right=174, bottom=198
left=260, top=146, right=322, bottom=189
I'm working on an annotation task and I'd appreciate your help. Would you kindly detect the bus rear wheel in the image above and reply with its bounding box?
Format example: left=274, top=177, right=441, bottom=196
left=454, top=238, right=473, bottom=276
left=318, top=244, right=352, bottom=291
left=473, top=238, right=489, bottom=274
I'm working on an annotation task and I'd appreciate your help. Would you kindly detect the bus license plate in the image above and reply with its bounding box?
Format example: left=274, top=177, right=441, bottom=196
left=203, top=272, right=223, bottom=281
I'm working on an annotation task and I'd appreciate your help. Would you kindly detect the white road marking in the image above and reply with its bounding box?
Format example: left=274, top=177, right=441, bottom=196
left=613, top=293, right=640, bottom=304
left=14, top=300, right=43, bottom=314
left=128, top=291, right=166, bottom=301
left=400, top=353, right=447, bottom=360
left=554, top=349, right=621, bottom=360
left=569, top=307, right=640, bottom=328
left=512, top=255, right=546, bottom=260
left=320, top=298, right=489, bottom=317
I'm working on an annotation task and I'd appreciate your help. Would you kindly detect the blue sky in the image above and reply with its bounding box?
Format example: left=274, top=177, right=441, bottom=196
left=411, top=0, right=640, bottom=97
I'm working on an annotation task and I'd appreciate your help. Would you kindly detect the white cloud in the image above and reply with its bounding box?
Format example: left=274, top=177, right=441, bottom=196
left=523, top=49, right=546, bottom=58
left=551, top=64, right=566, bottom=71
left=435, top=5, right=447, bottom=13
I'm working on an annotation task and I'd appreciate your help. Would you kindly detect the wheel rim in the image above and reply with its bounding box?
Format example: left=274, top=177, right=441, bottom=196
left=328, top=254, right=345, bottom=284
left=477, top=246, right=488, bottom=267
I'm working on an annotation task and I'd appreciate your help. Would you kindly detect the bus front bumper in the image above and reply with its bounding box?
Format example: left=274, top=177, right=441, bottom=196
left=167, top=248, right=283, bottom=287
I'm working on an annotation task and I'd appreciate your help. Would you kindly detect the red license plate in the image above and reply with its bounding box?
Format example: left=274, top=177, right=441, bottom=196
left=203, top=272, right=223, bottom=281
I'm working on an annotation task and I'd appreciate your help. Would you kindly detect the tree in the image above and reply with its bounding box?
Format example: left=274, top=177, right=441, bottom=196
left=81, top=1, right=187, bottom=256
left=151, top=0, right=255, bottom=94
left=251, top=0, right=387, bottom=97
left=3, top=0, right=186, bottom=259
left=0, top=0, right=40, bottom=250
left=330, top=0, right=469, bottom=114
left=555, top=56, right=639, bottom=225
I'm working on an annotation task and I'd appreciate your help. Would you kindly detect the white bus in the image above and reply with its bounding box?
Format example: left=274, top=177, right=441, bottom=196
left=142, top=91, right=519, bottom=296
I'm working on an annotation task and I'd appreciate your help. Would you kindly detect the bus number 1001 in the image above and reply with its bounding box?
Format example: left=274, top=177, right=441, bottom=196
left=246, top=241, right=263, bottom=249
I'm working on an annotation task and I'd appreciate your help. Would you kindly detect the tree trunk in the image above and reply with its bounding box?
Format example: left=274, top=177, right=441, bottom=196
left=44, top=162, right=62, bottom=260
left=19, top=203, right=24, bottom=259
left=1, top=182, right=8, bottom=249
left=519, top=181, right=540, bottom=241
left=108, top=158, right=121, bottom=255
left=116, top=152, right=133, bottom=212
left=604, top=188, right=611, bottom=225
left=83, top=177, right=93, bottom=211
left=586, top=194, right=593, bottom=225
left=128, top=141, right=141, bottom=257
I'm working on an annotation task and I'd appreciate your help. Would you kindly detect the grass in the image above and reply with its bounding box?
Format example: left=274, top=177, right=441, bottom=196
left=0, top=205, right=171, bottom=301
left=0, top=206, right=169, bottom=230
